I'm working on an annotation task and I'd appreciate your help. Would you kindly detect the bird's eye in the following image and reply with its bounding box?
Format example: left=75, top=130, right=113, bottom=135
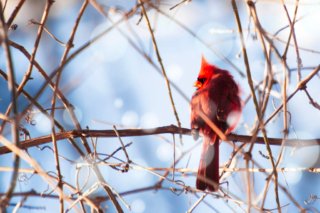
left=197, top=78, right=206, bottom=84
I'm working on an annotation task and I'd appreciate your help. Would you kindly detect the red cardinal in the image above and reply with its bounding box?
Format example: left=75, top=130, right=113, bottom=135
left=191, top=57, right=241, bottom=191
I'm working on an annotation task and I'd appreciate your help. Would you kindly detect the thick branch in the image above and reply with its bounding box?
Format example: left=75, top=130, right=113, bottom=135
left=0, top=125, right=319, bottom=155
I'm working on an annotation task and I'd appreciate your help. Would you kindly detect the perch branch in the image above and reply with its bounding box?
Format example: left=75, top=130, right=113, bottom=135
left=0, top=125, right=319, bottom=155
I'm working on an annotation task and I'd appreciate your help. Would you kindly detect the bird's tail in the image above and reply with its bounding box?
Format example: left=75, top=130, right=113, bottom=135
left=196, top=134, right=219, bottom=191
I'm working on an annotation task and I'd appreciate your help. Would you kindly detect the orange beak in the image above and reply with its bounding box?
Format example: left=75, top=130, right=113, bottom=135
left=194, top=81, right=202, bottom=89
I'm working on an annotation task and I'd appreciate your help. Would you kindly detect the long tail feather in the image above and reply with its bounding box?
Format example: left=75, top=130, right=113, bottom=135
left=196, top=135, right=219, bottom=191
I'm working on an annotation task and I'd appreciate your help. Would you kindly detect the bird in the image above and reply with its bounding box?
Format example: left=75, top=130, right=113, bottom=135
left=190, top=56, right=241, bottom=191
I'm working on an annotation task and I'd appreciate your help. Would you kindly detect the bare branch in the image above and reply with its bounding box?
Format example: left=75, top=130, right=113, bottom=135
left=0, top=125, right=319, bottom=155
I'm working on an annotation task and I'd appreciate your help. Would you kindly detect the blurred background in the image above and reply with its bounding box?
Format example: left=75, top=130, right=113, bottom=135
left=1, top=0, right=320, bottom=212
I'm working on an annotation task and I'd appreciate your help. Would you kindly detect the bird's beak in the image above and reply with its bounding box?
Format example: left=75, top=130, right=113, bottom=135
left=194, top=81, right=202, bottom=89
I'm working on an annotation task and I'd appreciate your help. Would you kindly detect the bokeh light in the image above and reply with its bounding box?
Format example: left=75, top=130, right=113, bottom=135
left=131, top=199, right=146, bottom=213
left=156, top=143, right=172, bottom=162
left=63, top=106, right=83, bottom=126
left=140, top=112, right=159, bottom=128
left=121, top=110, right=139, bottom=127
left=90, top=22, right=129, bottom=63
left=114, top=98, right=124, bottom=109
left=33, top=113, right=52, bottom=134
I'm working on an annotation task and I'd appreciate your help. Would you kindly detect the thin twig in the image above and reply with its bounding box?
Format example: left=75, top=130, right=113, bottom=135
left=16, top=0, right=53, bottom=96
left=52, top=0, right=91, bottom=154
left=247, top=2, right=281, bottom=211
left=0, top=69, right=84, bottom=156
left=169, top=0, right=190, bottom=10
left=113, top=125, right=131, bottom=164
left=49, top=2, right=89, bottom=210
left=187, top=194, right=206, bottom=213
left=304, top=88, right=320, bottom=110
left=231, top=2, right=253, bottom=210
left=139, top=0, right=183, bottom=144
left=6, top=0, right=26, bottom=27
left=0, top=1, right=20, bottom=208
left=147, top=1, right=245, bottom=78
left=0, top=135, right=90, bottom=212
left=281, top=0, right=301, bottom=81
left=137, top=166, right=320, bottom=173
left=0, top=0, right=54, bottom=139
left=9, top=3, right=139, bottom=146
left=29, top=19, right=66, bottom=46
left=264, top=65, right=320, bottom=125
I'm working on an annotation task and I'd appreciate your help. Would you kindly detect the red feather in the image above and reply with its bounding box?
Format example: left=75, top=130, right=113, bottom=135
left=191, top=57, right=241, bottom=191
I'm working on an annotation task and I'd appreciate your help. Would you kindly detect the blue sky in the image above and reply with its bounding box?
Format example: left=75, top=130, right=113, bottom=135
left=1, top=0, right=320, bottom=212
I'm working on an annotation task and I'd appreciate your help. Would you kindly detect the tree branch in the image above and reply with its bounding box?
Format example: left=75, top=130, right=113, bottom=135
left=0, top=125, right=319, bottom=155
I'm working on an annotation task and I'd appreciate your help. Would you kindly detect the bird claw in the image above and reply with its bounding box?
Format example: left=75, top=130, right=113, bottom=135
left=191, top=129, right=199, bottom=140
left=216, top=108, right=227, bottom=122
